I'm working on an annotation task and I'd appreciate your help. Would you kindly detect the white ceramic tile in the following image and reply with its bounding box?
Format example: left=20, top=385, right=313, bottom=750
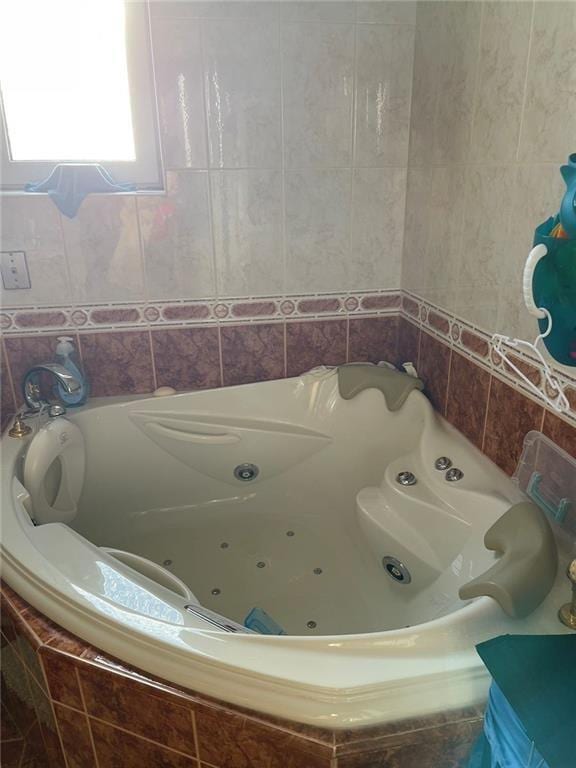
left=356, top=1, right=416, bottom=26
left=151, top=18, right=207, bottom=169
left=407, top=4, right=444, bottom=166
left=401, top=165, right=467, bottom=313
left=203, top=19, right=281, bottom=169
left=351, top=167, right=406, bottom=289
left=518, top=0, right=576, bottom=163
left=282, top=23, right=354, bottom=168
left=469, top=1, right=532, bottom=164
left=61, top=195, right=144, bottom=303
left=151, top=2, right=279, bottom=20
left=138, top=171, right=214, bottom=300
left=355, top=24, right=414, bottom=166
left=0, top=196, right=70, bottom=307
left=285, top=169, right=351, bottom=292
left=280, top=2, right=356, bottom=23
left=211, top=170, right=283, bottom=297
left=459, top=165, right=516, bottom=291
left=433, top=1, right=482, bottom=165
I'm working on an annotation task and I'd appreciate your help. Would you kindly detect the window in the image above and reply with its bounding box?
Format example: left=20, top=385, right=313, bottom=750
left=0, top=0, right=162, bottom=189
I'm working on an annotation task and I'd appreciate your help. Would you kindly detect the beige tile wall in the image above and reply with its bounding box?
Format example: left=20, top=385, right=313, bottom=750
left=0, top=1, right=416, bottom=309
left=402, top=0, right=576, bottom=343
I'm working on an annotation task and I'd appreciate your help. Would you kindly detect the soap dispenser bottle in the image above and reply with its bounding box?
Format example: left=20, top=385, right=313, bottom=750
left=54, top=336, right=88, bottom=406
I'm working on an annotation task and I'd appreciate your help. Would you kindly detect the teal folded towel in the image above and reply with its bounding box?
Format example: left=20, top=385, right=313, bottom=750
left=244, top=607, right=286, bottom=635
left=25, top=163, right=135, bottom=217
left=468, top=634, right=576, bottom=768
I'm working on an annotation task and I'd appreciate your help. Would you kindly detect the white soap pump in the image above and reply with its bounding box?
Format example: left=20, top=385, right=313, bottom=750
left=55, top=336, right=88, bottom=406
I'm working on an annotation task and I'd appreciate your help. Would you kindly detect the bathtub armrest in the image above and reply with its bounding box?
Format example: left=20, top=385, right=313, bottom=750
left=458, top=501, right=558, bottom=618
left=338, top=364, right=424, bottom=411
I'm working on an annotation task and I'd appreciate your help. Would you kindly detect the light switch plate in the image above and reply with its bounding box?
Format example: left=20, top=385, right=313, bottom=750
left=1, top=250, right=31, bottom=290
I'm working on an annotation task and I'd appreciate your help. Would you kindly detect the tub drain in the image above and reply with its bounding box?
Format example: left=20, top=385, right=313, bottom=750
left=234, top=463, right=259, bottom=481
left=306, top=620, right=317, bottom=629
left=382, top=556, right=411, bottom=584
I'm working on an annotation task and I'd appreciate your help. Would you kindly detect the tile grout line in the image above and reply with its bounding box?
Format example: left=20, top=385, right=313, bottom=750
left=2, top=336, right=17, bottom=413
left=85, top=712, right=199, bottom=762
left=515, top=0, right=536, bottom=163
left=147, top=326, right=158, bottom=391
left=190, top=708, right=201, bottom=764
left=481, top=374, right=494, bottom=453
left=76, top=667, right=102, bottom=768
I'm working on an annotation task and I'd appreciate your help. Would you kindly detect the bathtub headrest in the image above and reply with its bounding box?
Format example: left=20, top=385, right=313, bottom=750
left=458, top=501, right=558, bottom=618
left=338, top=364, right=424, bottom=411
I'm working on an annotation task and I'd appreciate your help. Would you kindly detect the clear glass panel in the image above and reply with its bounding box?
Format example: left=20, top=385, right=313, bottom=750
left=0, top=0, right=135, bottom=162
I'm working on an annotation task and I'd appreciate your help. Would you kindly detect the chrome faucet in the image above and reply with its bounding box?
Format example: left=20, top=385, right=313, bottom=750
left=22, top=363, right=81, bottom=411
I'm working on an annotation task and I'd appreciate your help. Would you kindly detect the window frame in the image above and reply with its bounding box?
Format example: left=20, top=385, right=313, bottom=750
left=0, top=1, right=163, bottom=191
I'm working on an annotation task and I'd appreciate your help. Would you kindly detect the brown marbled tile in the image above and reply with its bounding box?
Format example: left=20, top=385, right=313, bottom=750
left=19, top=607, right=61, bottom=647
left=232, top=301, right=277, bottom=318
left=195, top=705, right=333, bottom=768
left=39, top=649, right=82, bottom=709
left=396, top=317, right=420, bottom=367
left=337, top=719, right=482, bottom=768
left=152, top=327, right=221, bottom=391
left=4, top=334, right=76, bottom=406
left=1, top=342, right=16, bottom=429
left=20, top=720, right=50, bottom=768
left=44, top=625, right=90, bottom=658
left=0, top=646, right=38, bottom=749
left=162, top=304, right=211, bottom=321
left=0, top=609, right=46, bottom=693
left=78, top=331, right=155, bottom=397
left=418, top=332, right=451, bottom=415
left=0, top=736, right=25, bottom=768
left=348, top=317, right=398, bottom=365
left=427, top=311, right=450, bottom=336
left=1, top=583, right=30, bottom=615
left=286, top=320, right=347, bottom=376
left=333, top=705, right=484, bottom=753
left=221, top=323, right=285, bottom=386
left=542, top=411, right=576, bottom=460
left=53, top=704, right=96, bottom=768
left=90, top=719, right=197, bottom=768
left=460, top=330, right=489, bottom=358
left=361, top=294, right=401, bottom=310
left=26, top=674, right=65, bottom=768
left=1, top=701, right=22, bottom=741
left=78, top=665, right=196, bottom=756
left=297, top=298, right=341, bottom=314
left=446, top=353, right=490, bottom=449
left=14, top=311, right=68, bottom=330
left=483, top=378, right=544, bottom=476
left=90, top=308, right=141, bottom=325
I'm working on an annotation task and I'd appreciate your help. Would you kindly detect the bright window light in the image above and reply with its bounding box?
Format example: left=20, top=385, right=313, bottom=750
left=0, top=0, right=136, bottom=162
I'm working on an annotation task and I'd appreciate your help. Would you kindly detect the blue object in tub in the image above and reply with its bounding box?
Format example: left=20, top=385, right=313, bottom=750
left=244, top=607, right=286, bottom=635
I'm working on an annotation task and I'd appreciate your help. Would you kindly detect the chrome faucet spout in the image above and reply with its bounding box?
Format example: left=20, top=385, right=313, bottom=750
left=23, top=363, right=81, bottom=411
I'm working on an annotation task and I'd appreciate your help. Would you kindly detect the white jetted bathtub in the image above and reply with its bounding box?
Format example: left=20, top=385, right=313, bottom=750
left=0, top=367, right=568, bottom=727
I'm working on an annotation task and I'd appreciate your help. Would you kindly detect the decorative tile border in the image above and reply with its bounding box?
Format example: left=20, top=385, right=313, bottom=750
left=0, top=290, right=401, bottom=335
left=402, top=291, right=576, bottom=428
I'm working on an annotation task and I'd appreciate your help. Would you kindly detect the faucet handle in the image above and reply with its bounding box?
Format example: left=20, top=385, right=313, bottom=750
left=558, top=559, right=576, bottom=630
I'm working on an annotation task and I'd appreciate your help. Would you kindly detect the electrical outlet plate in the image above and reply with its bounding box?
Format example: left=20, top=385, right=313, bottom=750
left=1, top=250, right=31, bottom=290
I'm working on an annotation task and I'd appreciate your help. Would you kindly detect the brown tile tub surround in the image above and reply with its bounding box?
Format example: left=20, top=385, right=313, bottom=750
left=406, top=324, right=576, bottom=472
left=0, top=583, right=483, bottom=768
left=2, top=316, right=400, bottom=408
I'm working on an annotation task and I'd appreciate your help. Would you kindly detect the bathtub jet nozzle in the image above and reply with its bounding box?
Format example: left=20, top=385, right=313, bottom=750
left=396, top=471, right=417, bottom=486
